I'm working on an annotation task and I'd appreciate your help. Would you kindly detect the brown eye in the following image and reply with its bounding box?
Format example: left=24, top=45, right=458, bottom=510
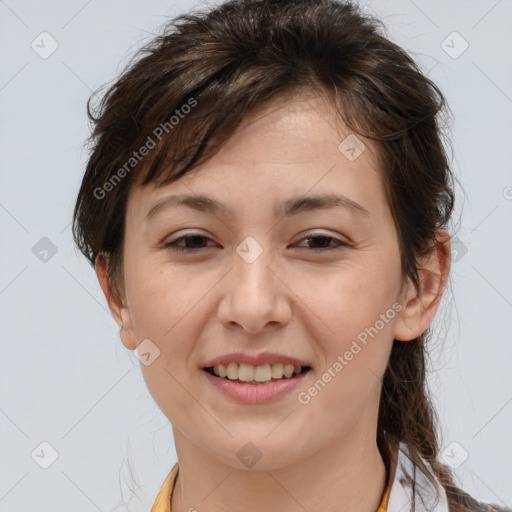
left=164, top=234, right=215, bottom=253
left=163, top=233, right=348, bottom=254
left=293, top=235, right=348, bottom=252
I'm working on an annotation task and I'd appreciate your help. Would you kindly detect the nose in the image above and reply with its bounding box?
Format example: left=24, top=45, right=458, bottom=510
left=216, top=241, right=292, bottom=334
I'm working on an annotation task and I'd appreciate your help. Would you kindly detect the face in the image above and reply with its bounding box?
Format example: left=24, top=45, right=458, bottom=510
left=100, top=91, right=423, bottom=470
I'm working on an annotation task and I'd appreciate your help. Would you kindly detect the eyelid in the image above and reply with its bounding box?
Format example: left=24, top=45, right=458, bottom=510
left=162, top=229, right=211, bottom=243
left=163, top=230, right=349, bottom=253
left=292, top=232, right=349, bottom=251
left=293, top=229, right=348, bottom=243
left=164, top=229, right=347, bottom=242
left=162, top=230, right=216, bottom=246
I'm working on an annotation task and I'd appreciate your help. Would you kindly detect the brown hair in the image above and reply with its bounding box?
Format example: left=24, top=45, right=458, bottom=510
left=72, top=1, right=489, bottom=510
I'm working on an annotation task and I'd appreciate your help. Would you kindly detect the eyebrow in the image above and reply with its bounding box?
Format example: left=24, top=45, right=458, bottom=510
left=145, top=193, right=370, bottom=221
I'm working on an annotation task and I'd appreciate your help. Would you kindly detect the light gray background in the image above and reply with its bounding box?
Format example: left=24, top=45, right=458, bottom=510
left=1, top=0, right=511, bottom=510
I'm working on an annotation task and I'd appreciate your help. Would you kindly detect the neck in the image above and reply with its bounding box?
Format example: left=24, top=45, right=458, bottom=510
left=171, top=429, right=388, bottom=512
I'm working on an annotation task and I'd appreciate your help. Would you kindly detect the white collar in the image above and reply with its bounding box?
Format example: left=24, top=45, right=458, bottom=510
left=387, top=442, right=449, bottom=512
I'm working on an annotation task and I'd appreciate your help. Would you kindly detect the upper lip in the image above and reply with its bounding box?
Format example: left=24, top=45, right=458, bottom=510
left=202, top=351, right=312, bottom=369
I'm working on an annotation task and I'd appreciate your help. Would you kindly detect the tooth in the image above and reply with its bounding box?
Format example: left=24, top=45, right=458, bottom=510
left=271, top=363, right=284, bottom=379
left=238, top=363, right=255, bottom=382
left=226, top=362, right=238, bottom=380
left=214, top=362, right=306, bottom=381
left=283, top=364, right=294, bottom=378
left=254, top=364, right=272, bottom=382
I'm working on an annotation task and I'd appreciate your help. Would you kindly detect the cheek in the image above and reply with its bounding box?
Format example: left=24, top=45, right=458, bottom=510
left=295, top=255, right=401, bottom=344
left=300, top=309, right=394, bottom=438
left=126, top=256, right=204, bottom=337
left=292, top=247, right=400, bottom=404
left=126, top=261, right=219, bottom=369
left=130, top=273, right=209, bottom=426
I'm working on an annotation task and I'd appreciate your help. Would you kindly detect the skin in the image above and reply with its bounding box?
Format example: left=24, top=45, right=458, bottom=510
left=96, top=90, right=450, bottom=512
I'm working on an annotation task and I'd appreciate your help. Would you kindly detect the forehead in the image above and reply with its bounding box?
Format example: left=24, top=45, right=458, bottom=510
left=126, top=91, right=386, bottom=223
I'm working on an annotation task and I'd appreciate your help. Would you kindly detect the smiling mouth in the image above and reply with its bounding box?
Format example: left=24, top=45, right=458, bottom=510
left=203, top=363, right=312, bottom=384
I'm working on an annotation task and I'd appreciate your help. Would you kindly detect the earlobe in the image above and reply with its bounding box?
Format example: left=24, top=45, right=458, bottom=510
left=393, top=277, right=421, bottom=341
left=94, top=253, right=137, bottom=350
left=393, top=229, right=451, bottom=342
left=119, top=307, right=137, bottom=350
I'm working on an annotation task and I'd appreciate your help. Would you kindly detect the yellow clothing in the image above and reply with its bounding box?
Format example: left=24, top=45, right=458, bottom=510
left=150, top=463, right=178, bottom=512
left=150, top=462, right=391, bottom=512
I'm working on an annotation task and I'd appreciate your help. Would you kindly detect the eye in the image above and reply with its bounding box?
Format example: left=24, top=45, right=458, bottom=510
left=163, top=234, right=216, bottom=253
left=293, top=234, right=348, bottom=252
left=163, top=233, right=348, bottom=254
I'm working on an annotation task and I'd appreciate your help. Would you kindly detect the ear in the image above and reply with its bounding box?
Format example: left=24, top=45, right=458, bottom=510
left=95, top=253, right=137, bottom=350
left=393, top=229, right=451, bottom=341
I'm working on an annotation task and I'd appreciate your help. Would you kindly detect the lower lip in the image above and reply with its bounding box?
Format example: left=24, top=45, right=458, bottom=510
left=202, top=369, right=310, bottom=404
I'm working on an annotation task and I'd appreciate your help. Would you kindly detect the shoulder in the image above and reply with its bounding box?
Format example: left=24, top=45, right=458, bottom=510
left=392, top=442, right=510, bottom=512
left=484, top=504, right=512, bottom=512
left=456, top=486, right=511, bottom=512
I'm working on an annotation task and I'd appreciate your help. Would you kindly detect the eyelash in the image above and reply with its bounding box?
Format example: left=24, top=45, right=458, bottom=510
left=163, top=233, right=348, bottom=253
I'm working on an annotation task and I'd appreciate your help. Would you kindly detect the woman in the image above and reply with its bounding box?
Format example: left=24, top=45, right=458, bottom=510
left=72, top=0, right=510, bottom=511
